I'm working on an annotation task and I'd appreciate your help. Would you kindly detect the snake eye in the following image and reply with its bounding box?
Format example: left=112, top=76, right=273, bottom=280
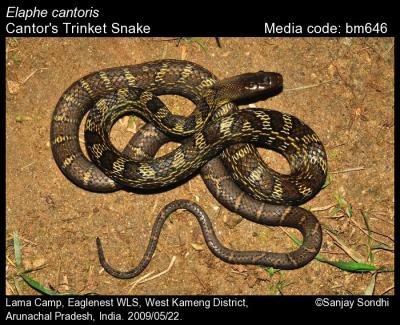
left=264, top=76, right=272, bottom=85
left=245, top=82, right=258, bottom=91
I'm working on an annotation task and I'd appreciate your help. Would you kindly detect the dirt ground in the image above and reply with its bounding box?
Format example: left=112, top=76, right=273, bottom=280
left=5, top=37, right=394, bottom=295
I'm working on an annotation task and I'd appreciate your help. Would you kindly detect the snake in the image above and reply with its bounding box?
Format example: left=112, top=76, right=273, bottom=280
left=50, top=59, right=327, bottom=278
left=95, top=122, right=324, bottom=278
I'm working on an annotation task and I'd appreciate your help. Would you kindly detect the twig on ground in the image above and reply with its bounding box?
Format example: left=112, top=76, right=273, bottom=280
left=6, top=255, right=16, bottom=268
left=127, top=271, right=155, bottom=293
left=318, top=250, right=347, bottom=255
left=330, top=166, right=365, bottom=174
left=151, top=198, right=159, bottom=215
left=325, top=229, right=365, bottom=263
left=369, top=212, right=394, bottom=226
left=348, top=216, right=394, bottom=244
left=6, top=280, right=16, bottom=295
left=380, top=285, right=394, bottom=295
left=21, top=68, right=48, bottom=85
left=21, top=162, right=36, bottom=171
left=127, top=256, right=176, bottom=292
left=285, top=78, right=339, bottom=91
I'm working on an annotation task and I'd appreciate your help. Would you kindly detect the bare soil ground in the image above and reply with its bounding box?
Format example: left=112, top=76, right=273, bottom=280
left=5, top=37, right=394, bottom=295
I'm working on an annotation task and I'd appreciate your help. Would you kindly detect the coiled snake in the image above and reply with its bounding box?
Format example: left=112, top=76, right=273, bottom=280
left=50, top=59, right=327, bottom=279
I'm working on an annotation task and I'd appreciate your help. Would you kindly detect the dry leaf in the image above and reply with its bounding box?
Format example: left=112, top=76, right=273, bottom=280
left=191, top=243, right=204, bottom=251
left=364, top=273, right=376, bottom=295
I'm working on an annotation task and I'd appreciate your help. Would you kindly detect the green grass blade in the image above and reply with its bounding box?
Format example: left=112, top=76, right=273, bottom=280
left=265, top=267, right=280, bottom=276
left=361, top=211, right=371, bottom=234
left=10, top=230, right=79, bottom=295
left=285, top=232, right=378, bottom=272
left=19, top=273, right=67, bottom=295
left=334, top=191, right=346, bottom=208
left=286, top=232, right=302, bottom=246
left=193, top=39, right=208, bottom=52
left=345, top=203, right=353, bottom=217
left=316, top=256, right=378, bottom=272
left=13, top=231, right=22, bottom=268
left=361, top=211, right=374, bottom=263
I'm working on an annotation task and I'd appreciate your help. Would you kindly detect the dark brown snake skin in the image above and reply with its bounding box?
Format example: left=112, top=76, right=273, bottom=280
left=96, top=123, right=323, bottom=278
left=50, top=59, right=327, bottom=278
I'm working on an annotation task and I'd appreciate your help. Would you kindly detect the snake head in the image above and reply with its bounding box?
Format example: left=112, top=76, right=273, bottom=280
left=243, top=71, right=283, bottom=91
left=212, top=71, right=283, bottom=105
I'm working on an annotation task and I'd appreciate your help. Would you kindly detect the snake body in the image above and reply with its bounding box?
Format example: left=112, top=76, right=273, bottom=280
left=96, top=123, right=322, bottom=278
left=51, top=60, right=220, bottom=192
left=50, top=59, right=327, bottom=278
